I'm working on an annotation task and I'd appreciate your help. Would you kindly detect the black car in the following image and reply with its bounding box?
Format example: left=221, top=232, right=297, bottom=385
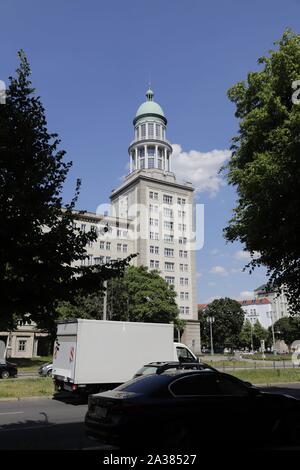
left=0, top=360, right=18, bottom=379
left=85, top=369, right=300, bottom=450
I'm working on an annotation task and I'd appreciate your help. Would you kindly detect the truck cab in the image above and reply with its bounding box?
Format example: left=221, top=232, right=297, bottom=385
left=174, top=342, right=198, bottom=363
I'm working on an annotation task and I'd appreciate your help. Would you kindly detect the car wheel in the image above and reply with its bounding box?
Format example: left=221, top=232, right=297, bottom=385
left=47, top=369, right=52, bottom=377
left=1, top=370, right=10, bottom=379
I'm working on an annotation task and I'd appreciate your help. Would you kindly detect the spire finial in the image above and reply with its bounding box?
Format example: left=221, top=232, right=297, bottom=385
left=146, top=87, right=154, bottom=101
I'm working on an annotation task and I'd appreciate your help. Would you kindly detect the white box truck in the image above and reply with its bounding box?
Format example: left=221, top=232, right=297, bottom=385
left=52, top=319, right=197, bottom=395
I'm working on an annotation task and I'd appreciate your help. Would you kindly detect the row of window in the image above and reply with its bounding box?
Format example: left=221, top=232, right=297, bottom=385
left=117, top=243, right=128, bottom=253
left=149, top=246, right=188, bottom=258
left=165, top=277, right=189, bottom=286
left=137, top=146, right=165, bottom=158
left=150, top=220, right=188, bottom=231
left=149, top=233, right=188, bottom=244
left=180, top=292, right=189, bottom=300
left=180, top=306, right=190, bottom=315
left=165, top=262, right=189, bottom=272
left=149, top=192, right=186, bottom=206
left=150, top=206, right=185, bottom=218
left=149, top=260, right=189, bottom=272
left=136, top=122, right=165, bottom=140
left=99, top=241, right=128, bottom=252
left=81, top=255, right=124, bottom=266
left=80, top=224, right=128, bottom=239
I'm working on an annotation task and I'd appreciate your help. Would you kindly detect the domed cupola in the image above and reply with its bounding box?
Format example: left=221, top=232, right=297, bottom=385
left=129, top=88, right=172, bottom=173
left=134, top=88, right=167, bottom=125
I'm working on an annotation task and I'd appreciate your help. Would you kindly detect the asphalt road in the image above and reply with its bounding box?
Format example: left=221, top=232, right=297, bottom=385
left=1, top=384, right=300, bottom=450
left=0, top=394, right=114, bottom=450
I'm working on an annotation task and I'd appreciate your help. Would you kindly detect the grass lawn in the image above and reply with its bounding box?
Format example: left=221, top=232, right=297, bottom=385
left=8, top=356, right=52, bottom=372
left=229, top=368, right=300, bottom=384
left=241, top=353, right=292, bottom=361
left=204, top=360, right=252, bottom=368
left=0, top=377, right=54, bottom=398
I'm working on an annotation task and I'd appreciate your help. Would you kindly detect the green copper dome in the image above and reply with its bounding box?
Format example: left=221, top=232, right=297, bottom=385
left=134, top=88, right=167, bottom=125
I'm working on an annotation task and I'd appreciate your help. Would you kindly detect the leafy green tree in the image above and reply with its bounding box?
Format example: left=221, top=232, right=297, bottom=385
left=252, top=320, right=269, bottom=350
left=272, top=316, right=300, bottom=347
left=223, top=30, right=300, bottom=314
left=0, top=51, right=133, bottom=336
left=239, top=319, right=253, bottom=349
left=106, top=266, right=183, bottom=328
left=199, top=298, right=244, bottom=350
left=57, top=291, right=104, bottom=321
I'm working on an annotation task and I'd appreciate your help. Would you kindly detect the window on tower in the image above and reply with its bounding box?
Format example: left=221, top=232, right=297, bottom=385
left=138, top=147, right=145, bottom=157
left=141, top=124, right=146, bottom=138
left=148, top=158, right=155, bottom=168
left=148, top=146, right=155, bottom=156
left=148, top=123, right=154, bottom=138
left=156, top=124, right=161, bottom=139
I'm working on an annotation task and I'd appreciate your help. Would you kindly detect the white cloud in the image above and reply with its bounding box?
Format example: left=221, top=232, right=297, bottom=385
left=234, top=250, right=251, bottom=261
left=205, top=295, right=222, bottom=303
left=210, top=248, right=219, bottom=256
left=172, top=144, right=231, bottom=196
left=239, top=291, right=254, bottom=300
left=230, top=267, right=243, bottom=274
left=208, top=281, right=216, bottom=287
left=210, top=265, right=228, bottom=276
left=234, top=250, right=260, bottom=261
left=196, top=272, right=203, bottom=279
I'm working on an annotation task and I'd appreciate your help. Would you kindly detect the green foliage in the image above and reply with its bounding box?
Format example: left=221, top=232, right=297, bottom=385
left=224, top=30, right=300, bottom=313
left=272, top=315, right=300, bottom=346
left=106, top=266, right=182, bottom=328
left=239, top=319, right=269, bottom=350
left=0, top=50, right=134, bottom=335
left=252, top=320, right=269, bottom=350
left=199, top=298, right=244, bottom=349
left=57, top=290, right=104, bottom=321
left=239, top=319, right=253, bottom=348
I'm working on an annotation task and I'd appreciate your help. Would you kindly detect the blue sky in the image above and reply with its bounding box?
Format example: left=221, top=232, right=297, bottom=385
left=1, top=0, right=299, bottom=303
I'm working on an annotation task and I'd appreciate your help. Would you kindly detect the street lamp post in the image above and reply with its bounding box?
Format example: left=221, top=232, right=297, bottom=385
left=206, top=316, right=215, bottom=356
left=103, top=280, right=108, bottom=320
left=250, top=319, right=254, bottom=353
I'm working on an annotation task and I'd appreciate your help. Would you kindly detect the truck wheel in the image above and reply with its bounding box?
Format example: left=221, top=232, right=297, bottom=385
left=47, top=369, right=52, bottom=377
left=1, top=370, right=9, bottom=379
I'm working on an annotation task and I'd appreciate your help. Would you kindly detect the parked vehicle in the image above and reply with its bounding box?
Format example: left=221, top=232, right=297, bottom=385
left=38, top=362, right=53, bottom=377
left=85, top=368, right=300, bottom=450
left=53, top=319, right=197, bottom=395
left=0, top=360, right=17, bottom=379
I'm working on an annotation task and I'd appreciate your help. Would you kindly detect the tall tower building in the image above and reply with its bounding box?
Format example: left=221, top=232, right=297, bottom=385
left=110, top=89, right=200, bottom=352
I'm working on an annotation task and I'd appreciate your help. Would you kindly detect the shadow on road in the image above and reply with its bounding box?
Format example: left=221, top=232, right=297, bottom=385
left=52, top=391, right=88, bottom=405
left=0, top=418, right=104, bottom=450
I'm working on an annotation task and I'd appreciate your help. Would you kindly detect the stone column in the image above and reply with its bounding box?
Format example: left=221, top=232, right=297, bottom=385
left=144, top=144, right=147, bottom=169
